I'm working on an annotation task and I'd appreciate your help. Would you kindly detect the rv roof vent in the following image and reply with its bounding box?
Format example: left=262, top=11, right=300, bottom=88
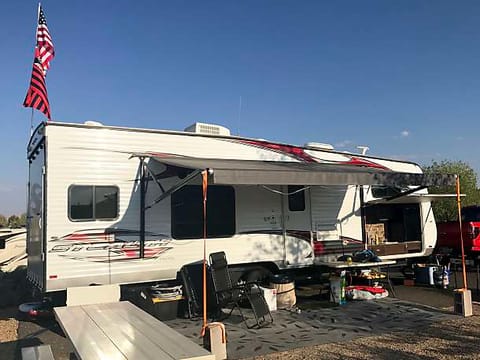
left=184, top=122, right=230, bottom=136
left=84, top=120, right=104, bottom=126
left=304, top=142, right=334, bottom=151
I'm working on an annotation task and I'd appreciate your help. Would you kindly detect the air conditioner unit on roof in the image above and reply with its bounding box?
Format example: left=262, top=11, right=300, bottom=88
left=184, top=122, right=230, bottom=136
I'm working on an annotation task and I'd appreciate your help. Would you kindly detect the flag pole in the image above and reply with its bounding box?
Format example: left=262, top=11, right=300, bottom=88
left=30, top=108, right=34, bottom=136
left=27, top=2, right=40, bottom=137
left=28, top=3, right=40, bottom=137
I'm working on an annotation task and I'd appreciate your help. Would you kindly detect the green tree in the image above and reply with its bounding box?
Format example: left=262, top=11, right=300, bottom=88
left=0, top=214, right=7, bottom=228
left=423, top=160, right=480, bottom=222
left=7, top=215, right=20, bottom=229
left=18, top=213, right=27, bottom=227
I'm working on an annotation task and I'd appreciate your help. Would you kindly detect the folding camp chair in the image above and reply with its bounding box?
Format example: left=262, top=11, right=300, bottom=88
left=179, top=265, right=202, bottom=319
left=209, top=251, right=273, bottom=328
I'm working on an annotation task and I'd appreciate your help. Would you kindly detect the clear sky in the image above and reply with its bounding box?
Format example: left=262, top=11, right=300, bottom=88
left=2, top=1, right=480, bottom=215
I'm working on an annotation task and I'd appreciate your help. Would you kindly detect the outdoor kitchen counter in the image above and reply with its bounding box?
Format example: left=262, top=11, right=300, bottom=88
left=54, top=301, right=214, bottom=360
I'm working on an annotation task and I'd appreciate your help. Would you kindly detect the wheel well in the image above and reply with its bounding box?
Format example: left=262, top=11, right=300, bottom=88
left=229, top=262, right=278, bottom=284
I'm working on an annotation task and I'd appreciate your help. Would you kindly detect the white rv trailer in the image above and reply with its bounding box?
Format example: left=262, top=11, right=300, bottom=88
left=26, top=121, right=454, bottom=294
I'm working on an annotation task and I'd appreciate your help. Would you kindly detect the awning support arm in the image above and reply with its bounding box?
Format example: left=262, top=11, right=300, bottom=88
left=359, top=185, right=367, bottom=249
left=139, top=157, right=146, bottom=259
left=144, top=163, right=166, bottom=194
left=380, top=185, right=427, bottom=203
left=145, top=168, right=204, bottom=210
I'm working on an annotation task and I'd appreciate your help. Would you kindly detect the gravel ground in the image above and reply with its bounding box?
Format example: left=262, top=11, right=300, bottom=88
left=0, top=318, right=17, bottom=343
left=246, top=305, right=480, bottom=359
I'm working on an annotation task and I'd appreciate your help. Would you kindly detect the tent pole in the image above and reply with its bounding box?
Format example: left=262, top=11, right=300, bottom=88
left=456, top=175, right=468, bottom=289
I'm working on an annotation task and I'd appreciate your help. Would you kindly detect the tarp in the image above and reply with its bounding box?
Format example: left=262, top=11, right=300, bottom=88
left=138, top=153, right=456, bottom=187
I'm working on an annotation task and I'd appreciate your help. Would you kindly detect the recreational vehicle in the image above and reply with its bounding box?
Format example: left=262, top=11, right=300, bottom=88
left=26, top=121, right=453, bottom=295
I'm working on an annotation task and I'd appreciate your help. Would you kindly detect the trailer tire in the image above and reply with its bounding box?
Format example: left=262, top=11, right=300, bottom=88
left=241, top=266, right=273, bottom=285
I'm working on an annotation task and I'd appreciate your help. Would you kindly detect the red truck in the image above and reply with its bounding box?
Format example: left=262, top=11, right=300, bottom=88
left=435, top=205, right=480, bottom=256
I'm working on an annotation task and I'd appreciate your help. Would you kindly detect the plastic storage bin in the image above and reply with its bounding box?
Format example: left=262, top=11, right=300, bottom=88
left=135, top=283, right=183, bottom=321
left=150, top=297, right=180, bottom=321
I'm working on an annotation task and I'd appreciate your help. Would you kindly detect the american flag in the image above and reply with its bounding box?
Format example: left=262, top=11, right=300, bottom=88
left=23, top=4, right=55, bottom=120
left=36, top=5, right=55, bottom=74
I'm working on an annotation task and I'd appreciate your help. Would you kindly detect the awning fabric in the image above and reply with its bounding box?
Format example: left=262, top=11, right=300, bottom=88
left=138, top=153, right=456, bottom=187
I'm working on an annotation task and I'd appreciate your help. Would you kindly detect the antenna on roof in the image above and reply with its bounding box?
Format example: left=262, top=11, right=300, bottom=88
left=357, top=146, right=369, bottom=155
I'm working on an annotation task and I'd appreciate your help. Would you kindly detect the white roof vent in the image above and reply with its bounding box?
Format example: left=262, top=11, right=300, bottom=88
left=304, top=142, right=334, bottom=151
left=84, top=120, right=104, bottom=126
left=184, top=122, right=230, bottom=136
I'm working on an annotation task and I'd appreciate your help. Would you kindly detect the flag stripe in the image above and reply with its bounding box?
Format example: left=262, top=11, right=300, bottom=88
left=23, top=5, right=54, bottom=120
left=23, top=61, right=50, bottom=119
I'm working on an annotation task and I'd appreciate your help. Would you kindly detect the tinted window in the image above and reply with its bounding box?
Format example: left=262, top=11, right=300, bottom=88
left=171, top=185, right=235, bottom=239
left=70, top=186, right=93, bottom=220
left=95, top=187, right=119, bottom=219
left=69, top=185, right=118, bottom=221
left=462, top=207, right=480, bottom=222
left=371, top=186, right=402, bottom=198
left=288, top=185, right=305, bottom=212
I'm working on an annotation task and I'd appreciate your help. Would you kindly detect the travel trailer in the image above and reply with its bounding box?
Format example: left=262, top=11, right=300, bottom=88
left=0, top=229, right=27, bottom=272
left=26, top=121, right=454, bottom=295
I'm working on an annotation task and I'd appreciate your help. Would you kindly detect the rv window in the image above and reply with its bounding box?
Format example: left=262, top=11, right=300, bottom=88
left=288, top=185, right=306, bottom=212
left=69, top=185, right=119, bottom=221
left=171, top=185, right=235, bottom=239
left=95, top=187, right=119, bottom=219
left=371, top=186, right=402, bottom=198
left=69, top=186, right=94, bottom=220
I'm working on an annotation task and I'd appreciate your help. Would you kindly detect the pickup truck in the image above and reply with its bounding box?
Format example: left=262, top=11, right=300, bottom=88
left=436, top=205, right=480, bottom=256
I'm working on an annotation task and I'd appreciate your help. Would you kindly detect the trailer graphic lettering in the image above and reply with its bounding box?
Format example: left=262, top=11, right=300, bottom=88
left=49, top=240, right=173, bottom=262
left=49, top=229, right=173, bottom=262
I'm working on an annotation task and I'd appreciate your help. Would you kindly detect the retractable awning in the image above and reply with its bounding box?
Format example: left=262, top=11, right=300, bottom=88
left=136, top=153, right=456, bottom=187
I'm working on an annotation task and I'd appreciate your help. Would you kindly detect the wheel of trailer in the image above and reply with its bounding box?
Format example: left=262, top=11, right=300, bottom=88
left=240, top=266, right=273, bottom=285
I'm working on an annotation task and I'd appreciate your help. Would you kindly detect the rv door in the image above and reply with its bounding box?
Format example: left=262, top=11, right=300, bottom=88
left=283, top=185, right=313, bottom=266
left=27, top=140, right=46, bottom=291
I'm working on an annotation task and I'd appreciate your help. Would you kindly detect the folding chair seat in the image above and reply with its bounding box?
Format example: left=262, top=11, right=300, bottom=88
left=209, top=251, right=273, bottom=328
left=244, top=286, right=273, bottom=328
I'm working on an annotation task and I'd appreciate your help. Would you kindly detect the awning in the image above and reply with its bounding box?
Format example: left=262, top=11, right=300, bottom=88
left=136, top=153, right=456, bottom=187
left=367, top=193, right=461, bottom=205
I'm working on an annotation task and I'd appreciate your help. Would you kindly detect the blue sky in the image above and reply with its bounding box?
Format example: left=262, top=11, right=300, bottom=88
left=1, top=1, right=480, bottom=215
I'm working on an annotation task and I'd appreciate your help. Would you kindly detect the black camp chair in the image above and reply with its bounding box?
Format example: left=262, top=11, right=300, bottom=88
left=179, top=265, right=203, bottom=319
left=209, top=251, right=273, bottom=329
